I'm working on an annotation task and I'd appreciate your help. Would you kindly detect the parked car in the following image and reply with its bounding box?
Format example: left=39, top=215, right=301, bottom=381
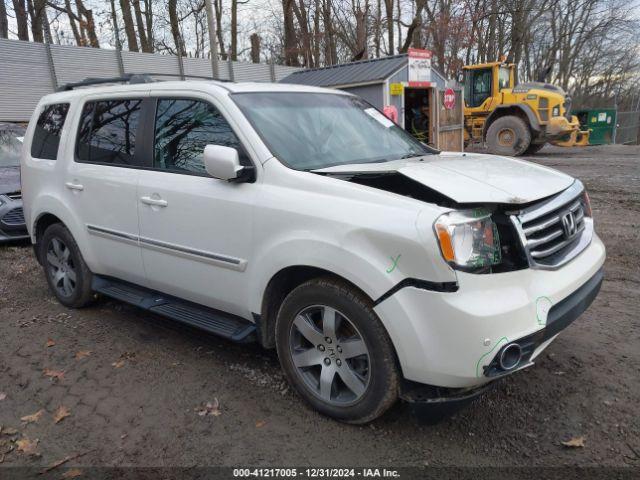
left=0, top=123, right=28, bottom=242
left=21, top=78, right=605, bottom=423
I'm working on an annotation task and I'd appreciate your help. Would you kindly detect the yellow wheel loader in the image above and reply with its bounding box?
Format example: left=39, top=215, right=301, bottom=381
left=462, top=59, right=590, bottom=156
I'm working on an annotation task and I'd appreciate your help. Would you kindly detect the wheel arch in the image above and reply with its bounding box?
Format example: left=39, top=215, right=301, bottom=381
left=256, top=265, right=375, bottom=349
left=483, top=104, right=540, bottom=139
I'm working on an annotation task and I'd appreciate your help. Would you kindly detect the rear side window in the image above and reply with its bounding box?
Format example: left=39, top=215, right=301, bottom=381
left=153, top=98, right=245, bottom=174
left=30, top=103, right=69, bottom=160
left=76, top=99, right=142, bottom=165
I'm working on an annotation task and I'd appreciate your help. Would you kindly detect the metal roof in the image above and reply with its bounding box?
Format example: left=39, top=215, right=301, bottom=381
left=280, top=55, right=408, bottom=87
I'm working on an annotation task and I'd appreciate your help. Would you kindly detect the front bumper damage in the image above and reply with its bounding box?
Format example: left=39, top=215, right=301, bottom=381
left=373, top=233, right=606, bottom=391
left=397, top=267, right=603, bottom=422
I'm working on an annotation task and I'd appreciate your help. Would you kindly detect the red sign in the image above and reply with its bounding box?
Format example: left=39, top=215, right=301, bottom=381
left=408, top=48, right=433, bottom=59
left=443, top=88, right=456, bottom=109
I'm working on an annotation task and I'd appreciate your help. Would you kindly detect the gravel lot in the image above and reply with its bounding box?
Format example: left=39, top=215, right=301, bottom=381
left=0, top=144, right=638, bottom=472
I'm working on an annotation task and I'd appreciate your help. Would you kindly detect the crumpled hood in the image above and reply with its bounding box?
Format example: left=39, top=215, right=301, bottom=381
left=0, top=167, right=21, bottom=195
left=313, top=152, right=574, bottom=204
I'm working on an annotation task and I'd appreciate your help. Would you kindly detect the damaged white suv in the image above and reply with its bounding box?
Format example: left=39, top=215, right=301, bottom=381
left=21, top=77, right=605, bottom=423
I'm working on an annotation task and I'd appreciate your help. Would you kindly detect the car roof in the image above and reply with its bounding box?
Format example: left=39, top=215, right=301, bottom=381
left=39, top=80, right=348, bottom=105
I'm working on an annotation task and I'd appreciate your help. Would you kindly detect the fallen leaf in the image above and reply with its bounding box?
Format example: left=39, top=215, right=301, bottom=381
left=43, top=369, right=65, bottom=381
left=111, top=360, right=125, bottom=369
left=46, top=338, right=56, bottom=348
left=0, top=393, right=6, bottom=401
left=0, top=427, right=18, bottom=436
left=120, top=434, right=128, bottom=440
left=195, top=398, right=221, bottom=417
left=255, top=420, right=267, bottom=428
left=561, top=436, right=586, bottom=448
left=0, top=453, right=4, bottom=463
left=62, top=469, right=83, bottom=478
left=75, top=350, right=92, bottom=360
left=16, top=437, right=39, bottom=456
left=53, top=406, right=71, bottom=424
left=21, top=409, right=44, bottom=424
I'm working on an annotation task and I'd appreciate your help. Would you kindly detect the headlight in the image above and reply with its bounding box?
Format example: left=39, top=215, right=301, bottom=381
left=552, top=106, right=560, bottom=117
left=0, top=196, right=4, bottom=207
left=434, top=209, right=501, bottom=270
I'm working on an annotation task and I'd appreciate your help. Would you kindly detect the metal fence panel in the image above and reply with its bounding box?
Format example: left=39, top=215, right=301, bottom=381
left=274, top=65, right=303, bottom=82
left=183, top=57, right=214, bottom=78
left=233, top=61, right=272, bottom=82
left=615, top=111, right=640, bottom=144
left=0, top=39, right=53, bottom=122
left=120, top=50, right=180, bottom=80
left=0, top=38, right=303, bottom=122
left=51, top=44, right=120, bottom=86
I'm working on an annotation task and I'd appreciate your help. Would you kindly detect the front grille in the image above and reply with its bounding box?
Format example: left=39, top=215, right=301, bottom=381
left=1, top=207, right=25, bottom=226
left=7, top=192, right=21, bottom=200
left=511, top=181, right=592, bottom=269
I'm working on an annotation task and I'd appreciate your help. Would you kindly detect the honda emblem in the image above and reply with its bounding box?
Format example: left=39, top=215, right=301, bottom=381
left=561, top=211, right=578, bottom=239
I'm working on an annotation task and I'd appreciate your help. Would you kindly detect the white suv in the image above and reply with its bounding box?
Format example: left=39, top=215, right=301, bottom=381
left=21, top=78, right=605, bottom=423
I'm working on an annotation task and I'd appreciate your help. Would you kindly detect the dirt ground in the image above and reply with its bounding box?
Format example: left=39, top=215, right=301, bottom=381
left=0, top=144, right=638, bottom=473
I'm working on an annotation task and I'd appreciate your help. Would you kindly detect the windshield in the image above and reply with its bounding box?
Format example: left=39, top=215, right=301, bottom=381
left=0, top=127, right=25, bottom=167
left=232, top=92, right=433, bottom=170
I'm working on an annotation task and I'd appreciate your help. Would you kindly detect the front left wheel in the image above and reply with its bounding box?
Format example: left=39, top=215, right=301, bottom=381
left=40, top=223, right=94, bottom=308
left=275, top=277, right=399, bottom=424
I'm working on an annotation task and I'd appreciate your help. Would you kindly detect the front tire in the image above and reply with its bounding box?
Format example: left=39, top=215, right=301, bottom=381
left=40, top=223, right=94, bottom=308
left=275, top=277, right=399, bottom=424
left=486, top=115, right=532, bottom=156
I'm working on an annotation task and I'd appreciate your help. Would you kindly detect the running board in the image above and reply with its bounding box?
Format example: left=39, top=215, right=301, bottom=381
left=92, top=276, right=256, bottom=343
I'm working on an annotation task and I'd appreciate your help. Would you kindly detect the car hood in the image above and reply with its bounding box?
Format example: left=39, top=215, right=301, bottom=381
left=0, top=166, right=21, bottom=195
left=313, top=152, right=574, bottom=204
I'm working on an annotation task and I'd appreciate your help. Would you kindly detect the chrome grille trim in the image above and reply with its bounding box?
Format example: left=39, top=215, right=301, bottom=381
left=510, top=180, right=593, bottom=270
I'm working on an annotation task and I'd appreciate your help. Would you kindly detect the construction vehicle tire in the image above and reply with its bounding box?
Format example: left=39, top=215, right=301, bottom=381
left=486, top=115, right=531, bottom=156
left=524, top=142, right=546, bottom=155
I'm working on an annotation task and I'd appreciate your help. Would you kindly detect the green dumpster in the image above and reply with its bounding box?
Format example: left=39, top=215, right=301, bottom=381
left=575, top=109, right=616, bottom=145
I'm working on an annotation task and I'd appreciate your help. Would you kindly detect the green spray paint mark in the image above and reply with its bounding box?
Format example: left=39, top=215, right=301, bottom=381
left=475, top=336, right=509, bottom=378
left=536, top=296, right=553, bottom=325
left=386, top=254, right=401, bottom=273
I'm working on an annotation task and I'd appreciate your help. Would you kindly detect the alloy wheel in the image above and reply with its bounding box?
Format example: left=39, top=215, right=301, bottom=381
left=289, top=305, right=370, bottom=406
left=46, top=237, right=77, bottom=298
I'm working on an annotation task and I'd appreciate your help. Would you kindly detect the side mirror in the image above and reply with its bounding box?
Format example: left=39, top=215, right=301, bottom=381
left=203, top=145, right=243, bottom=181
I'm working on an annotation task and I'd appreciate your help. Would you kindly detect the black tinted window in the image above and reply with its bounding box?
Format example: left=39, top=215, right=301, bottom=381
left=153, top=99, right=244, bottom=174
left=77, top=99, right=142, bottom=165
left=31, top=103, right=69, bottom=160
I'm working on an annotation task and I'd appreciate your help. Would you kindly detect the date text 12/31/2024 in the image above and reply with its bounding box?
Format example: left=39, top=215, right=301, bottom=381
left=233, top=468, right=401, bottom=478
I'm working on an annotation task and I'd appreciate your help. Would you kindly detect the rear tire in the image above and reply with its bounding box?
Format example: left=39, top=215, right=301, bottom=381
left=40, top=223, right=94, bottom=308
left=486, top=115, right=531, bottom=156
left=524, top=142, right=545, bottom=155
left=275, top=277, right=399, bottom=424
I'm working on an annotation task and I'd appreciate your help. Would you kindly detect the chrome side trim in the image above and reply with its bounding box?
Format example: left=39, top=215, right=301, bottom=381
left=86, top=224, right=247, bottom=272
left=138, top=236, right=247, bottom=272
left=86, top=224, right=139, bottom=245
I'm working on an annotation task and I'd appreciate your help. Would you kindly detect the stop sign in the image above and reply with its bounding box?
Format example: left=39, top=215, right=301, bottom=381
left=444, top=88, right=456, bottom=109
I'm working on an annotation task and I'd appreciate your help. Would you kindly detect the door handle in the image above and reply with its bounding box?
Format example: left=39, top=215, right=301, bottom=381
left=140, top=196, right=168, bottom=207
left=65, top=182, right=84, bottom=191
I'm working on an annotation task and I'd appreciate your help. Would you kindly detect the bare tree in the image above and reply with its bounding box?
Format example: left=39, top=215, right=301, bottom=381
left=0, top=1, right=8, bottom=39
left=250, top=32, right=261, bottom=62
left=119, top=0, right=139, bottom=51
left=13, top=0, right=30, bottom=40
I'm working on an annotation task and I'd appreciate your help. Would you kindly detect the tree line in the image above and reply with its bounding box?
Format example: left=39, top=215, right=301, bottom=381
left=2, top=0, right=639, bottom=108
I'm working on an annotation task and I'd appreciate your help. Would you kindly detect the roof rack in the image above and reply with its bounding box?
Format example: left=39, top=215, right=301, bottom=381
left=57, top=73, right=231, bottom=92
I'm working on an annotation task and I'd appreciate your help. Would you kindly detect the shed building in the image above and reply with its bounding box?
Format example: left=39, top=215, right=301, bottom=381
left=280, top=53, right=463, bottom=151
